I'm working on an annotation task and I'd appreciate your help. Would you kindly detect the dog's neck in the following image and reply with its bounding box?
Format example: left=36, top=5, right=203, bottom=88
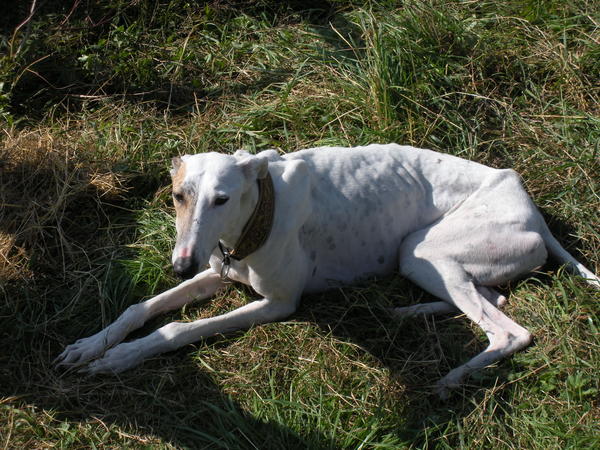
left=219, top=173, right=275, bottom=262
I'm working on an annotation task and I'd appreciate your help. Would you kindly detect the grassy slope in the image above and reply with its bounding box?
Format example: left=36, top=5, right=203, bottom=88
left=1, top=0, right=599, bottom=448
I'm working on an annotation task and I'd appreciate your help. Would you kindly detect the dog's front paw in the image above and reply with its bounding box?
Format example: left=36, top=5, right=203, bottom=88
left=54, top=331, right=111, bottom=369
left=82, top=342, right=144, bottom=375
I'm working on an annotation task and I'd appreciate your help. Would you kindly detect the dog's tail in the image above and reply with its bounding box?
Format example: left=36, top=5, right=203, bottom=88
left=540, top=223, right=600, bottom=289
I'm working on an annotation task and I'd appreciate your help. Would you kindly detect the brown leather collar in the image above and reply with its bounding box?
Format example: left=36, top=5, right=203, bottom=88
left=219, top=173, right=275, bottom=275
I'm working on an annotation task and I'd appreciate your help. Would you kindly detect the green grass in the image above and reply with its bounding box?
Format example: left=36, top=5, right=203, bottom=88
left=1, top=0, right=599, bottom=448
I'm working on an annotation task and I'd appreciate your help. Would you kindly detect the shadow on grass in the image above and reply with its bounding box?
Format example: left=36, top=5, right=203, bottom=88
left=297, top=280, right=488, bottom=444
left=34, top=364, right=321, bottom=447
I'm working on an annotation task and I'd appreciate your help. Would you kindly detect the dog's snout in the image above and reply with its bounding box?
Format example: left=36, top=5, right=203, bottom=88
left=173, top=256, right=198, bottom=280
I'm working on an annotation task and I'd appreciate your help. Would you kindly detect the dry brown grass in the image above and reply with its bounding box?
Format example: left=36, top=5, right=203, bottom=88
left=0, top=128, right=128, bottom=283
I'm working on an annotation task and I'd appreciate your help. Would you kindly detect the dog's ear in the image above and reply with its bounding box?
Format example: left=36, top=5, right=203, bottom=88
left=235, top=152, right=269, bottom=180
left=170, top=156, right=183, bottom=178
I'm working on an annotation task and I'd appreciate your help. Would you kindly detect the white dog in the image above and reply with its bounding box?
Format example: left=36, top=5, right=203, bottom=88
left=56, top=144, right=599, bottom=397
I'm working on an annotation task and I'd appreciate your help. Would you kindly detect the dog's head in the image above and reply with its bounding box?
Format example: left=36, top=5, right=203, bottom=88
left=170, top=151, right=270, bottom=279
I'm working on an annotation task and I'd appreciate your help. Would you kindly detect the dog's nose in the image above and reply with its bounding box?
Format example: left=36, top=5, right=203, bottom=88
left=173, top=256, right=198, bottom=280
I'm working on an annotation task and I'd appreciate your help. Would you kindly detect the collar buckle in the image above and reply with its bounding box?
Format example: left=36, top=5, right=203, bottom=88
left=218, top=241, right=232, bottom=280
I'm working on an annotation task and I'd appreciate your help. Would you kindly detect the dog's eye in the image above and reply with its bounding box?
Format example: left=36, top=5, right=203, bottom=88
left=214, top=195, right=229, bottom=206
left=173, top=192, right=185, bottom=203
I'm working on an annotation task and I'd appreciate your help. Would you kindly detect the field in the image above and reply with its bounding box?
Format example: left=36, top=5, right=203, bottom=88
left=1, top=0, right=599, bottom=448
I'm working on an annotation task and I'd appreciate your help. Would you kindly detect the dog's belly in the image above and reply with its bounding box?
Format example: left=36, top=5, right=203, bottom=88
left=302, top=240, right=401, bottom=293
left=299, top=202, right=413, bottom=292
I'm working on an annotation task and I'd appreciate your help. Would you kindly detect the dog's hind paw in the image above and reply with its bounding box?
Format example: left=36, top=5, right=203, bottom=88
left=434, top=373, right=463, bottom=400
left=434, top=381, right=454, bottom=400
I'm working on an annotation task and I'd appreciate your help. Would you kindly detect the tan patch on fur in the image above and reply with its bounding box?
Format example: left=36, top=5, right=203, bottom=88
left=171, top=161, right=194, bottom=238
left=172, top=159, right=187, bottom=191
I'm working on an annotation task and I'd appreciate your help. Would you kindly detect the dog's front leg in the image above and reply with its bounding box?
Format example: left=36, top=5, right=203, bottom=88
left=82, top=296, right=297, bottom=374
left=55, top=269, right=223, bottom=369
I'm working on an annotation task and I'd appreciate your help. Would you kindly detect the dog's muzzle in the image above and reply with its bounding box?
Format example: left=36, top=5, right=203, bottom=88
left=173, top=256, right=199, bottom=280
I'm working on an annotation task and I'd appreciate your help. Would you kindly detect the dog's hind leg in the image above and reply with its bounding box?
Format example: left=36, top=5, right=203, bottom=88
left=389, top=287, right=507, bottom=318
left=55, top=268, right=224, bottom=369
left=82, top=295, right=297, bottom=374
left=390, top=301, right=456, bottom=318
left=400, top=257, right=532, bottom=399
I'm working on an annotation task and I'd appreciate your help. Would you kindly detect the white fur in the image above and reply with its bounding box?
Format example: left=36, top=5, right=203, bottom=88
left=56, top=144, right=599, bottom=398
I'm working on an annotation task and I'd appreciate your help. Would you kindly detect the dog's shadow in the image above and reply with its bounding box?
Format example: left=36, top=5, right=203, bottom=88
left=42, top=364, right=325, bottom=448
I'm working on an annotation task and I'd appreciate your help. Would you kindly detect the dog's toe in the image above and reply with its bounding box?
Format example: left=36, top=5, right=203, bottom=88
left=54, top=345, right=82, bottom=367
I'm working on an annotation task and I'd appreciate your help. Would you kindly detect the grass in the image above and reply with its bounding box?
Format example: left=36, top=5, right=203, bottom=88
left=1, top=0, right=599, bottom=447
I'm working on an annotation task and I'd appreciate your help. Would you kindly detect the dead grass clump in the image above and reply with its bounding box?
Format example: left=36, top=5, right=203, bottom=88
left=0, top=129, right=128, bottom=281
left=0, top=231, right=31, bottom=281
